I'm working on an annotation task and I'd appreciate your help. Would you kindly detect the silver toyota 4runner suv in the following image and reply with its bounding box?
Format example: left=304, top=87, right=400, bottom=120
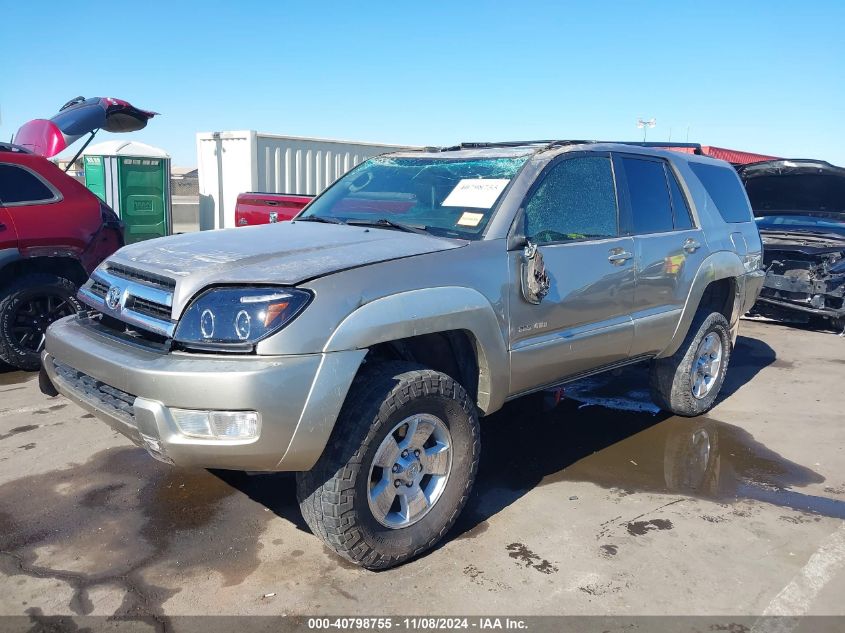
left=41, top=140, right=765, bottom=569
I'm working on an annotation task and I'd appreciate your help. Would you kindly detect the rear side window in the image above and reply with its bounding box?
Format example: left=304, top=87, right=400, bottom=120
left=689, top=163, right=752, bottom=223
left=0, top=164, right=56, bottom=204
left=622, top=157, right=674, bottom=234
left=524, top=156, right=618, bottom=244
left=667, top=167, right=694, bottom=229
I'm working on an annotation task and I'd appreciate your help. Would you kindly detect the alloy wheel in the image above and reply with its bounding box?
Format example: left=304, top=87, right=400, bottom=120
left=367, top=413, right=453, bottom=529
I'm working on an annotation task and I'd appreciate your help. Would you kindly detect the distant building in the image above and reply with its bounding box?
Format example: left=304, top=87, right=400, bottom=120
left=171, top=166, right=198, bottom=196
left=171, top=167, right=199, bottom=180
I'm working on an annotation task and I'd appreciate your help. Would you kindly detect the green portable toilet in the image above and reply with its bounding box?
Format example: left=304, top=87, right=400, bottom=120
left=82, top=140, right=172, bottom=244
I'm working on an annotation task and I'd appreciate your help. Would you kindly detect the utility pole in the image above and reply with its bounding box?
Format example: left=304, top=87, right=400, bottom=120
left=637, top=118, right=656, bottom=142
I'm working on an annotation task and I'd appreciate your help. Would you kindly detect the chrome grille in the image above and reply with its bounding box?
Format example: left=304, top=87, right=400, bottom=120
left=90, top=280, right=109, bottom=298
left=78, top=264, right=176, bottom=339
left=125, top=296, right=172, bottom=321
left=53, top=360, right=136, bottom=424
left=105, top=262, right=176, bottom=291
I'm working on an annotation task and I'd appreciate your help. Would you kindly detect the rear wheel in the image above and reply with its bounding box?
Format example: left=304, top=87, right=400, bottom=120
left=0, top=273, right=80, bottom=370
left=650, top=311, right=732, bottom=416
left=296, top=362, right=480, bottom=570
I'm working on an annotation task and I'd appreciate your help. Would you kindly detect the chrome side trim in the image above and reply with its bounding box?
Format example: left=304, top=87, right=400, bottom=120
left=510, top=314, right=632, bottom=352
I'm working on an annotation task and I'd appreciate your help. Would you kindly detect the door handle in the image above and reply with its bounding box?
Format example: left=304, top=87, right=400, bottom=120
left=683, top=238, right=701, bottom=253
left=0, top=222, right=6, bottom=231
left=608, top=251, right=633, bottom=265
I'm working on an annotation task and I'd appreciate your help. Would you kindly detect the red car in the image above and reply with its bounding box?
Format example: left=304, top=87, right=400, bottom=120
left=0, top=97, right=156, bottom=369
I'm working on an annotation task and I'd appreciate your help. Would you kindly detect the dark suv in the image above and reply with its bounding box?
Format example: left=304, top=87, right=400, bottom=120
left=0, top=97, right=155, bottom=369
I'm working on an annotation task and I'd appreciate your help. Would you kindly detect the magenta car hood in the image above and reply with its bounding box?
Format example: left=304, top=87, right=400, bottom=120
left=13, top=97, right=158, bottom=157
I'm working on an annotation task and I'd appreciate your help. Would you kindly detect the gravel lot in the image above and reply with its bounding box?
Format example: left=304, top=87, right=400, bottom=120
left=0, top=320, right=843, bottom=621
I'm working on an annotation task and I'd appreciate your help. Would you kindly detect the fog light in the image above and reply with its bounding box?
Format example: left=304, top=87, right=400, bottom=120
left=171, top=408, right=260, bottom=440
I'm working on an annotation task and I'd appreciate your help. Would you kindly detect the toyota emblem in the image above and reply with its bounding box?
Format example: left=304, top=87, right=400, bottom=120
left=106, top=285, right=122, bottom=311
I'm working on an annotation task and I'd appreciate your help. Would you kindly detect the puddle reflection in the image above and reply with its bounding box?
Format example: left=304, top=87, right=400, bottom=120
left=456, top=352, right=842, bottom=536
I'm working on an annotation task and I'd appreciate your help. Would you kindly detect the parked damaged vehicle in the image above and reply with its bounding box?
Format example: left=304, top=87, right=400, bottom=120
left=41, top=140, right=764, bottom=569
left=739, top=159, right=845, bottom=330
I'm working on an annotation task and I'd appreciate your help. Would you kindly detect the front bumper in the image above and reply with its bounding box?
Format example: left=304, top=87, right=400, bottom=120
left=754, top=270, right=845, bottom=322
left=43, top=315, right=365, bottom=471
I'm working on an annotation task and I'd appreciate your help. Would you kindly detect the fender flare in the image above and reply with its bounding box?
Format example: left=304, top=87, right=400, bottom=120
left=323, top=286, right=510, bottom=414
left=0, top=247, right=22, bottom=272
left=659, top=250, right=745, bottom=358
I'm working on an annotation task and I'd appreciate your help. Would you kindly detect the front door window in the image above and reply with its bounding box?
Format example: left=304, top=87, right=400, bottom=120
left=524, top=156, right=618, bottom=244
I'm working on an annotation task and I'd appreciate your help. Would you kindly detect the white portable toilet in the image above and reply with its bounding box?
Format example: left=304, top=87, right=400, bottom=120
left=82, top=140, right=172, bottom=244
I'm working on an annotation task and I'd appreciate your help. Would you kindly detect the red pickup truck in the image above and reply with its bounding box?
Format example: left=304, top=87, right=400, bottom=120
left=235, top=192, right=313, bottom=227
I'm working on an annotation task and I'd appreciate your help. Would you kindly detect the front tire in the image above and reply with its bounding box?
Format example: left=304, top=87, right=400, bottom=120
left=296, top=362, right=480, bottom=570
left=0, top=273, right=80, bottom=371
left=650, top=311, right=732, bottom=417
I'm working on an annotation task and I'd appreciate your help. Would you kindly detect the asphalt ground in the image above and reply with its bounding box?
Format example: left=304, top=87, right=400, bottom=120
left=0, top=320, right=843, bottom=625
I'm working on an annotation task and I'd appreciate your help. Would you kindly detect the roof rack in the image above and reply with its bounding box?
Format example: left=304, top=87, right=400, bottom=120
left=459, top=140, right=560, bottom=149
left=422, top=140, right=705, bottom=154
left=0, top=142, right=32, bottom=154
left=602, top=141, right=703, bottom=154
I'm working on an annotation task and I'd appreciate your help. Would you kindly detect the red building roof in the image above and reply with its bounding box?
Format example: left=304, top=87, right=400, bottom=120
left=660, top=145, right=779, bottom=164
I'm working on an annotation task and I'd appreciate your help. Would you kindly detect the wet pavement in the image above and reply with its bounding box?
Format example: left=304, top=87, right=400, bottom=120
left=0, top=320, right=843, bottom=619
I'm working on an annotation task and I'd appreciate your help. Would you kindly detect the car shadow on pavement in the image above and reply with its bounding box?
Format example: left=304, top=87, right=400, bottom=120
left=718, top=334, right=778, bottom=398
left=0, top=362, right=35, bottom=389
left=444, top=333, right=814, bottom=544
left=212, top=469, right=310, bottom=533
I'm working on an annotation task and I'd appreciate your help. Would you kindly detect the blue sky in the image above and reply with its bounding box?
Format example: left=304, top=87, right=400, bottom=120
left=2, top=1, right=843, bottom=167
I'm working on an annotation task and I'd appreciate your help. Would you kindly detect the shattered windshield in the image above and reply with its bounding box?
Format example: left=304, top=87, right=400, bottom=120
left=299, top=156, right=528, bottom=239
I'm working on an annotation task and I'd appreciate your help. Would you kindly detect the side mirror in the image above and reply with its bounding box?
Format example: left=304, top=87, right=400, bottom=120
left=520, top=241, right=550, bottom=304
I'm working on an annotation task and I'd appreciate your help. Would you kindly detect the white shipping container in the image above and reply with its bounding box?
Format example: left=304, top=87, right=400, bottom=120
left=196, top=130, right=414, bottom=230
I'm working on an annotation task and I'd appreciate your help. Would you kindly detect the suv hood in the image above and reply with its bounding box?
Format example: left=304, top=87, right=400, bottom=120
left=13, top=97, right=157, bottom=157
left=109, top=221, right=465, bottom=309
left=738, top=159, right=845, bottom=217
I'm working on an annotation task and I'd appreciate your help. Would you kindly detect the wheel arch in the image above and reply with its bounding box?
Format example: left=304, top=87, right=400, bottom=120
left=0, top=255, right=88, bottom=291
left=323, top=286, right=510, bottom=414
left=658, top=251, right=745, bottom=358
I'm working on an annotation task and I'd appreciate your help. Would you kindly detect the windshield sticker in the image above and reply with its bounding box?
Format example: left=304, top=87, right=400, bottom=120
left=457, top=211, right=485, bottom=227
left=442, top=179, right=510, bottom=209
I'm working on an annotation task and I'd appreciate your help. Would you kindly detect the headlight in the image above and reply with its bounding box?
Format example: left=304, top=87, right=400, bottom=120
left=174, top=287, right=311, bottom=349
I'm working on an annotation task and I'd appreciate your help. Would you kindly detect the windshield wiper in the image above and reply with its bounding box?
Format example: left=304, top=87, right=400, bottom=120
left=297, top=215, right=346, bottom=225
left=346, top=218, right=430, bottom=235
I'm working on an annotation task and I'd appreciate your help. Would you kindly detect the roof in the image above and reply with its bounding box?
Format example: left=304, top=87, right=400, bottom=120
left=388, top=141, right=720, bottom=163
left=82, top=140, right=169, bottom=158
